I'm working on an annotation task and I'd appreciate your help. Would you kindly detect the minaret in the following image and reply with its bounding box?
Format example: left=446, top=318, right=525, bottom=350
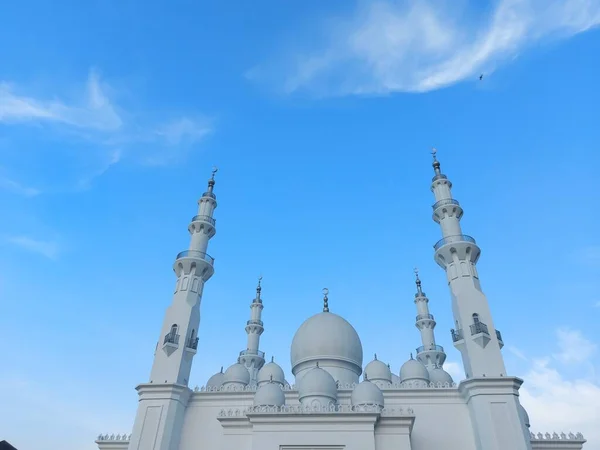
left=127, top=168, right=219, bottom=450
left=413, top=269, right=446, bottom=369
left=238, top=277, right=266, bottom=382
left=429, top=150, right=505, bottom=377
left=429, top=150, right=531, bottom=450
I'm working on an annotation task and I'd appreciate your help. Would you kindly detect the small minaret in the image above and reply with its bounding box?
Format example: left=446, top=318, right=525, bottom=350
left=238, top=277, right=266, bottom=382
left=429, top=150, right=531, bottom=450
left=413, top=269, right=446, bottom=369
left=128, top=168, right=219, bottom=450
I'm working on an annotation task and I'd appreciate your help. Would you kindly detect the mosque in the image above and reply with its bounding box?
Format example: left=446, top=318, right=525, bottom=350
left=96, top=154, right=587, bottom=450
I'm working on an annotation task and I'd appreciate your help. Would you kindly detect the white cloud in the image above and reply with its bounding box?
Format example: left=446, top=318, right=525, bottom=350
left=5, top=236, right=60, bottom=259
left=508, top=345, right=528, bottom=361
left=0, top=69, right=122, bottom=131
left=265, top=0, right=600, bottom=95
left=553, top=328, right=597, bottom=364
left=444, top=360, right=465, bottom=381
left=520, top=358, right=600, bottom=445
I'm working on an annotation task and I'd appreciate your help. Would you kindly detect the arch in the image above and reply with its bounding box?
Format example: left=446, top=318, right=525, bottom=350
left=171, top=324, right=179, bottom=334
left=472, top=313, right=480, bottom=323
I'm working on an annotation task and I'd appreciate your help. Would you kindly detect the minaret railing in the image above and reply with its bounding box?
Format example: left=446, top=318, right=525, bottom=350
left=186, top=336, right=199, bottom=350
left=495, top=329, right=503, bottom=342
left=164, top=331, right=180, bottom=345
left=451, top=328, right=463, bottom=342
left=191, top=215, right=216, bottom=226
left=239, top=349, right=265, bottom=358
left=432, top=199, right=459, bottom=210
left=247, top=319, right=264, bottom=326
left=416, top=313, right=434, bottom=321
left=176, top=250, right=215, bottom=265
left=469, top=322, right=489, bottom=336
left=433, top=234, right=476, bottom=251
left=416, top=344, right=444, bottom=353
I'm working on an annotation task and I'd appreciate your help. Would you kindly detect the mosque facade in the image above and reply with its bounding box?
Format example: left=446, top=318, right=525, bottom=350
left=96, top=156, right=587, bottom=450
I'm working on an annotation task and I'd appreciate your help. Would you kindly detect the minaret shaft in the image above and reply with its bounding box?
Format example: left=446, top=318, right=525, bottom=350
left=413, top=272, right=446, bottom=368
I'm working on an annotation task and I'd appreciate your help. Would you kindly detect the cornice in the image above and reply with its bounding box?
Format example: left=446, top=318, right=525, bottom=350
left=136, top=383, right=192, bottom=404
left=458, top=376, right=524, bottom=400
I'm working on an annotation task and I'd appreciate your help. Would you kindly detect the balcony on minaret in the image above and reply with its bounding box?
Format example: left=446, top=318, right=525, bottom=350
left=191, top=214, right=216, bottom=226
left=416, top=344, right=444, bottom=353
left=246, top=319, right=264, bottom=327
left=186, top=336, right=199, bottom=351
left=176, top=249, right=215, bottom=265
left=432, top=198, right=459, bottom=210
left=451, top=328, right=464, bottom=343
left=163, top=326, right=180, bottom=356
left=239, top=349, right=265, bottom=359
left=433, top=234, right=476, bottom=251
left=469, top=314, right=491, bottom=348
left=416, top=314, right=434, bottom=321
left=495, top=329, right=504, bottom=349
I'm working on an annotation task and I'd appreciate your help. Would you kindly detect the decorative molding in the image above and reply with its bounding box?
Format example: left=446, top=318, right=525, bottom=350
left=194, top=380, right=456, bottom=394
left=96, top=434, right=131, bottom=442
left=218, top=404, right=415, bottom=416
left=530, top=432, right=586, bottom=441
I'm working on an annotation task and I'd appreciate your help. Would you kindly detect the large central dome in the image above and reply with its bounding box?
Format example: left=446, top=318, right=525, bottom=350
left=290, top=311, right=363, bottom=384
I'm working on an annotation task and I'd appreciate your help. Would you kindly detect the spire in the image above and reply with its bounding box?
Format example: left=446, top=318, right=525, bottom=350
left=414, top=267, right=424, bottom=296
left=254, top=276, right=263, bottom=304
left=322, top=288, right=329, bottom=312
left=431, top=147, right=442, bottom=176
left=271, top=356, right=274, bottom=363
left=374, top=353, right=377, bottom=360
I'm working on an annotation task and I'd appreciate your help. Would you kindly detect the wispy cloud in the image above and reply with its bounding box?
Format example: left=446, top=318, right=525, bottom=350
left=254, top=0, right=600, bottom=95
left=0, top=69, right=214, bottom=192
left=508, top=345, right=528, bottom=361
left=0, top=70, right=122, bottom=131
left=0, top=174, right=40, bottom=197
left=5, top=236, right=60, bottom=259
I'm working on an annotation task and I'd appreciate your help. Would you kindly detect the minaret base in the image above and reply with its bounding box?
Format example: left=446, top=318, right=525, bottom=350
left=459, top=377, right=532, bottom=450
left=127, top=383, right=191, bottom=450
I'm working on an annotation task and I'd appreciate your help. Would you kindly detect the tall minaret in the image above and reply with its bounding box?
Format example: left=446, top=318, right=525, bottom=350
left=238, top=277, right=266, bottom=382
left=429, top=150, right=531, bottom=450
left=127, top=169, right=219, bottom=450
left=413, top=269, right=446, bottom=369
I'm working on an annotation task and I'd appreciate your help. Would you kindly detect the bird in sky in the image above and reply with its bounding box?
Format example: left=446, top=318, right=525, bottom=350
left=479, top=74, right=484, bottom=81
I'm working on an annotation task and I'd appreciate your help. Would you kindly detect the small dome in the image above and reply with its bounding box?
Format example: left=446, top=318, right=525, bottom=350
left=364, top=356, right=391, bottom=383
left=206, top=368, right=225, bottom=388
left=222, top=363, right=250, bottom=386
left=257, top=361, right=285, bottom=386
left=291, top=312, right=363, bottom=374
left=254, top=382, right=286, bottom=407
left=351, top=380, right=384, bottom=407
left=400, top=358, right=430, bottom=383
left=428, top=367, right=454, bottom=385
left=298, top=366, right=338, bottom=403
left=519, top=404, right=530, bottom=428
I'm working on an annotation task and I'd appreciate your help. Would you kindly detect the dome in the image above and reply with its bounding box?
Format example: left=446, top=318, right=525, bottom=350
left=254, top=382, right=286, bottom=407
left=351, top=380, right=384, bottom=407
left=222, top=363, right=250, bottom=386
left=206, top=368, right=225, bottom=388
left=428, top=367, right=454, bottom=385
left=519, top=404, right=530, bottom=428
left=391, top=373, right=401, bottom=384
left=399, top=358, right=430, bottom=384
left=297, top=366, right=338, bottom=405
left=257, top=361, right=285, bottom=386
left=364, top=356, right=391, bottom=383
left=291, top=312, right=363, bottom=382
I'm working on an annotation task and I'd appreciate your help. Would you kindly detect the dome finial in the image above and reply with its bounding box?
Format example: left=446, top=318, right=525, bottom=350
left=364, top=371, right=369, bottom=381
left=414, top=267, right=423, bottom=296
left=374, top=353, right=378, bottom=360
left=410, top=352, right=414, bottom=360
left=316, top=361, right=320, bottom=368
left=271, top=355, right=274, bottom=363
left=322, top=288, right=329, bottom=312
left=220, top=366, right=223, bottom=373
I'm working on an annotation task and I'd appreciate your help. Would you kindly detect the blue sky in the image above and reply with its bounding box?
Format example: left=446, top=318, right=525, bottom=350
left=1, top=0, right=600, bottom=448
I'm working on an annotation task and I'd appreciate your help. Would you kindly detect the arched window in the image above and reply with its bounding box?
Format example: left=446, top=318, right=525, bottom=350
left=472, top=313, right=480, bottom=323
left=171, top=324, right=178, bottom=334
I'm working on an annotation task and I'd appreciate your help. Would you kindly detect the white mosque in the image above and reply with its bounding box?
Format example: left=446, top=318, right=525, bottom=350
left=97, top=153, right=587, bottom=450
